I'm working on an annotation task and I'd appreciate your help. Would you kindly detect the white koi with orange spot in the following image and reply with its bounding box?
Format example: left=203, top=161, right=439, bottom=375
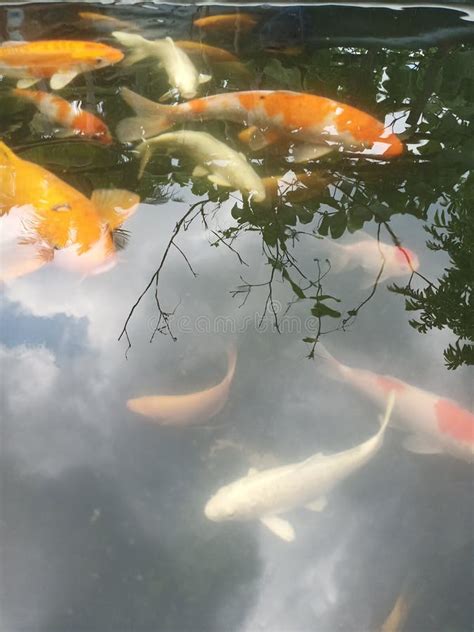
left=13, top=88, right=112, bottom=144
left=318, top=345, right=474, bottom=462
left=117, top=88, right=404, bottom=159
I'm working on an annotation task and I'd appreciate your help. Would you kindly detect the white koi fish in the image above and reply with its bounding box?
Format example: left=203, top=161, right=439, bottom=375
left=127, top=347, right=237, bottom=426
left=328, top=233, right=420, bottom=284
left=204, top=392, right=395, bottom=542
left=136, top=130, right=266, bottom=201
left=317, top=345, right=474, bottom=462
left=112, top=32, right=211, bottom=101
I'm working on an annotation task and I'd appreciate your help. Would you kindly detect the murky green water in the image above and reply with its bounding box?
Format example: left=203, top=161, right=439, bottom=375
left=1, top=3, right=473, bottom=632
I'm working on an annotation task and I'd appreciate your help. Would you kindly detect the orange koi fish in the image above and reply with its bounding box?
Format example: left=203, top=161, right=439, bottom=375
left=318, top=345, right=474, bottom=462
left=127, top=347, right=237, bottom=426
left=0, top=40, right=123, bottom=90
left=117, top=88, right=404, bottom=160
left=193, top=13, right=258, bottom=32
left=13, top=88, right=112, bottom=144
left=78, top=11, right=137, bottom=31
left=175, top=40, right=239, bottom=63
left=0, top=141, right=139, bottom=279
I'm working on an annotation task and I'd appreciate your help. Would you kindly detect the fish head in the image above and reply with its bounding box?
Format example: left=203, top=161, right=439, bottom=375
left=394, top=245, right=419, bottom=274
left=379, top=132, right=404, bottom=158
left=74, top=111, right=113, bottom=144
left=74, top=42, right=124, bottom=69
left=204, top=481, right=251, bottom=522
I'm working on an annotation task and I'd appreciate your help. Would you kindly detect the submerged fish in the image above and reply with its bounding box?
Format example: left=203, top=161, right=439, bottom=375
left=0, top=39, right=123, bottom=90
left=0, top=141, right=139, bottom=277
left=137, top=130, right=266, bottom=201
left=78, top=11, right=137, bottom=31
left=261, top=169, right=330, bottom=205
left=328, top=233, right=420, bottom=283
left=12, top=88, right=112, bottom=144
left=175, top=41, right=239, bottom=63
left=127, top=347, right=237, bottom=426
left=317, top=345, right=474, bottom=462
left=193, top=13, right=258, bottom=32
left=205, top=392, right=395, bottom=541
left=112, top=32, right=211, bottom=101
left=116, top=88, right=404, bottom=160
left=378, top=585, right=414, bottom=632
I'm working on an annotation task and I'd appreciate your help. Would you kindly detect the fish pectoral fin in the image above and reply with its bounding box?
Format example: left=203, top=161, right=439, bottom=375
left=207, top=173, right=231, bottom=188
left=192, top=165, right=209, bottom=177
left=291, top=143, right=335, bottom=163
left=50, top=70, right=78, bottom=90
left=305, top=497, right=327, bottom=512
left=91, top=189, right=140, bottom=228
left=403, top=434, right=443, bottom=455
left=199, top=73, right=212, bottom=84
left=159, top=88, right=179, bottom=103
left=238, top=126, right=278, bottom=151
left=122, top=49, right=148, bottom=67
left=16, top=77, right=40, bottom=89
left=260, top=515, right=295, bottom=542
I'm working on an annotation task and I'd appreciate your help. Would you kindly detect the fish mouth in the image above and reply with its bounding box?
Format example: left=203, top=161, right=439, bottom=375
left=204, top=499, right=220, bottom=521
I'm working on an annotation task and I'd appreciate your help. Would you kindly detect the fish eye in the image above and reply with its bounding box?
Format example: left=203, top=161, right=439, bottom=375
left=96, top=57, right=104, bottom=64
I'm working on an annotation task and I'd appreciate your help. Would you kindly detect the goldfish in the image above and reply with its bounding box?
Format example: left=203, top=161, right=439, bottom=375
left=0, top=141, right=139, bottom=277
left=327, top=233, right=420, bottom=283
left=205, top=392, right=395, bottom=542
left=136, top=131, right=266, bottom=201
left=174, top=41, right=239, bottom=63
left=317, top=345, right=474, bottom=462
left=127, top=347, right=237, bottom=426
left=0, top=39, right=124, bottom=90
left=78, top=11, right=137, bottom=31
left=12, top=88, right=112, bottom=144
left=193, top=13, right=258, bottom=32
left=116, top=88, right=404, bottom=160
left=112, top=32, right=211, bottom=101
left=261, top=169, right=330, bottom=205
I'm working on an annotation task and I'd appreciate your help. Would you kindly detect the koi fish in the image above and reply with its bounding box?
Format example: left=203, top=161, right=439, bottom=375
left=175, top=41, right=239, bottom=63
left=377, top=585, right=414, bottom=632
left=317, top=345, right=474, bottom=462
left=136, top=131, right=266, bottom=202
left=261, top=169, right=330, bottom=205
left=78, top=11, right=137, bottom=31
left=0, top=39, right=124, bottom=90
left=193, top=13, right=258, bottom=32
left=112, top=32, right=211, bottom=101
left=0, top=141, right=139, bottom=277
left=116, top=88, right=404, bottom=160
left=12, top=88, right=112, bottom=144
left=327, top=233, right=420, bottom=283
left=205, top=392, right=395, bottom=542
left=127, top=347, right=237, bottom=426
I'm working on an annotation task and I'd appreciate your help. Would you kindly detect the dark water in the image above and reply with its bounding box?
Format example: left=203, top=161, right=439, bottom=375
left=0, top=3, right=473, bottom=632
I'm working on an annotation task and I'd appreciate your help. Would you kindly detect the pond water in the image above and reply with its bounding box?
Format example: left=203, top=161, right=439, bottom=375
left=0, top=3, right=473, bottom=631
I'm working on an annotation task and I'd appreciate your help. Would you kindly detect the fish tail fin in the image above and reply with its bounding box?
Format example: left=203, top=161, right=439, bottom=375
left=324, top=238, right=350, bottom=273
left=117, top=88, right=174, bottom=142
left=225, top=344, right=238, bottom=383
left=313, top=343, right=344, bottom=380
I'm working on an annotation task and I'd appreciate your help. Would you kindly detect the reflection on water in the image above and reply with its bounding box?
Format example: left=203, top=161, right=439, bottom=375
left=0, top=3, right=473, bottom=632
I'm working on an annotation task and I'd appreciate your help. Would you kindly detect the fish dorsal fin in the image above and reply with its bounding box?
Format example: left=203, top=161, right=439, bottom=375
left=50, top=70, right=78, bottom=90
left=16, top=77, right=40, bottom=89
left=91, top=189, right=140, bottom=228
left=247, top=467, right=258, bottom=476
left=260, top=515, right=295, bottom=542
left=0, top=141, right=15, bottom=165
left=2, top=40, right=29, bottom=47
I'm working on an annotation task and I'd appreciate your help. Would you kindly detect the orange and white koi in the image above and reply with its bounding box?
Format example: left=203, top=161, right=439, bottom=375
left=127, top=347, right=237, bottom=426
left=0, top=141, right=139, bottom=278
left=175, top=40, right=239, bottom=63
left=117, top=88, right=404, bottom=160
left=0, top=39, right=123, bottom=90
left=13, top=88, right=112, bottom=144
left=193, top=13, right=258, bottom=32
left=328, top=233, right=420, bottom=283
left=318, top=345, right=474, bottom=462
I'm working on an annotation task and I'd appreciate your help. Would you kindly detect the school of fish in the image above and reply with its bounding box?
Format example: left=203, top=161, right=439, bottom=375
left=0, top=6, right=471, bottom=575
